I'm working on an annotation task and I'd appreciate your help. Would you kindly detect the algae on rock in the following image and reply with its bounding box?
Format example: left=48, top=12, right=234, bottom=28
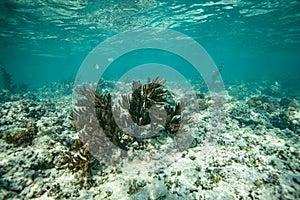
left=2, top=120, right=37, bottom=147
left=68, top=143, right=94, bottom=189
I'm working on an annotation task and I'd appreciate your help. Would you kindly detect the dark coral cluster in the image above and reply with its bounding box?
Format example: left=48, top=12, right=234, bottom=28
left=2, top=120, right=37, bottom=147
left=72, top=77, right=182, bottom=155
left=73, top=86, right=129, bottom=154
left=247, top=96, right=279, bottom=113
left=69, top=77, right=184, bottom=187
left=164, top=103, right=182, bottom=133
left=196, top=93, right=210, bottom=111
left=127, top=77, right=167, bottom=126
left=68, top=139, right=94, bottom=189
left=271, top=98, right=300, bottom=133
left=233, top=95, right=300, bottom=133
left=119, top=77, right=182, bottom=134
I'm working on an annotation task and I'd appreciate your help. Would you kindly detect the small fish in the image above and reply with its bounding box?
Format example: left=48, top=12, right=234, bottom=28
left=95, top=64, right=100, bottom=70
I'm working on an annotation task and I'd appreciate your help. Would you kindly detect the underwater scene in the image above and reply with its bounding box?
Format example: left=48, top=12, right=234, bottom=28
left=0, top=0, right=300, bottom=199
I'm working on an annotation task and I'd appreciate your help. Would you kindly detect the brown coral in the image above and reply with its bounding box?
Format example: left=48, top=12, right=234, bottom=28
left=120, top=76, right=182, bottom=134
left=73, top=77, right=183, bottom=162
left=68, top=144, right=93, bottom=189
left=71, top=77, right=185, bottom=188
left=247, top=96, right=279, bottom=113
left=127, top=76, right=168, bottom=126
left=2, top=120, right=37, bottom=147
left=73, top=86, right=128, bottom=150
left=164, top=102, right=182, bottom=134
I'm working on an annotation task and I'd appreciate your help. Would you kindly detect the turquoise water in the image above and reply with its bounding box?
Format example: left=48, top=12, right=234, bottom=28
left=1, top=1, right=300, bottom=199
left=0, top=0, right=299, bottom=88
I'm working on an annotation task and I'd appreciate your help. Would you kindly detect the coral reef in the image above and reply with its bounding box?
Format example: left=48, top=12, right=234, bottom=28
left=239, top=96, right=300, bottom=133
left=74, top=77, right=182, bottom=153
left=127, top=77, right=167, bottom=126
left=2, top=120, right=37, bottom=147
left=68, top=143, right=93, bottom=189
left=121, top=76, right=182, bottom=134
left=71, top=77, right=184, bottom=184
left=73, top=86, right=129, bottom=152
left=229, top=103, right=268, bottom=128
left=271, top=97, right=300, bottom=133
left=127, top=179, right=147, bottom=195
left=247, top=95, right=279, bottom=113
left=164, top=103, right=182, bottom=133
left=196, top=93, right=210, bottom=111
left=280, top=97, right=299, bottom=110
left=0, top=80, right=299, bottom=199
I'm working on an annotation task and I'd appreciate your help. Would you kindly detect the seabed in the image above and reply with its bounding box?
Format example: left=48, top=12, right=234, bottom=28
left=0, top=79, right=299, bottom=200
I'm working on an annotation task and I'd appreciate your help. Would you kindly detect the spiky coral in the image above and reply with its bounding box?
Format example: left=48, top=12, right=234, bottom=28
left=68, top=141, right=93, bottom=189
left=164, top=102, right=182, bottom=133
left=2, top=120, right=37, bottom=147
left=73, top=87, right=129, bottom=151
left=73, top=77, right=182, bottom=152
left=71, top=77, right=184, bottom=189
left=127, top=76, right=182, bottom=134
left=127, top=77, right=167, bottom=126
